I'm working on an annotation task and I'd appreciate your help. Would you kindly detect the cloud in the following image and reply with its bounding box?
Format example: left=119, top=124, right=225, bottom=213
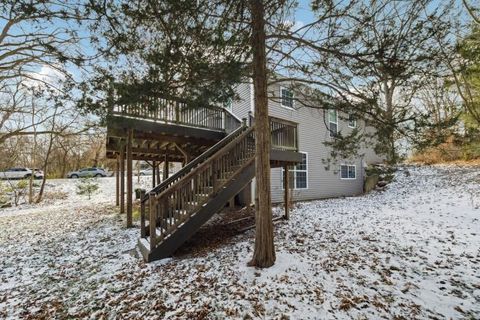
left=23, top=64, right=65, bottom=90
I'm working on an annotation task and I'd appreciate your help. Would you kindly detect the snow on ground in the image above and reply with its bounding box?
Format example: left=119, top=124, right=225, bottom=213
left=0, top=176, right=152, bottom=218
left=0, top=165, right=479, bottom=319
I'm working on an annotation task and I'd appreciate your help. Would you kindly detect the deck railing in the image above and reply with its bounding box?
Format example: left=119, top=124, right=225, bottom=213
left=248, top=113, right=298, bottom=152
left=111, top=99, right=241, bottom=132
left=110, top=100, right=297, bottom=153
left=269, top=116, right=298, bottom=151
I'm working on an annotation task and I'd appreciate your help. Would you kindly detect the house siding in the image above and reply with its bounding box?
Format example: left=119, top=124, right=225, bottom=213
left=231, top=82, right=252, bottom=121
left=231, top=81, right=377, bottom=203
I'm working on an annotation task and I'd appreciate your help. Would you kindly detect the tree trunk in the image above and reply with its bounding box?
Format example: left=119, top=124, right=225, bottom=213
left=383, top=80, right=397, bottom=164
left=126, top=129, right=133, bottom=228
left=29, top=97, right=37, bottom=204
left=61, top=151, right=68, bottom=178
left=283, top=164, right=290, bottom=220
left=152, top=160, right=156, bottom=188
left=115, top=154, right=120, bottom=206
left=249, top=0, right=275, bottom=268
left=36, top=132, right=55, bottom=203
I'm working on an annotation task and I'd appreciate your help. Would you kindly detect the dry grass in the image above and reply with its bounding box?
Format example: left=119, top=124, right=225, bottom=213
left=408, top=139, right=480, bottom=166
left=408, top=156, right=480, bottom=167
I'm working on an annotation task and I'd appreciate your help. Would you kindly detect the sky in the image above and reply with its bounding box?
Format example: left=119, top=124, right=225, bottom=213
left=294, top=0, right=472, bottom=27
left=1, top=0, right=474, bottom=89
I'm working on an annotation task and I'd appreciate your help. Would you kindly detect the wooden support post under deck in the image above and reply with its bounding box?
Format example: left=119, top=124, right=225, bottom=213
left=126, top=129, right=133, bottom=228
left=174, top=143, right=189, bottom=167
left=163, top=155, right=169, bottom=181
left=140, top=189, right=146, bottom=238
left=115, top=154, right=119, bottom=206
left=149, top=192, right=156, bottom=251
left=152, top=161, right=156, bottom=188
left=156, top=164, right=161, bottom=184
left=284, top=164, right=290, bottom=220
left=120, top=145, right=125, bottom=214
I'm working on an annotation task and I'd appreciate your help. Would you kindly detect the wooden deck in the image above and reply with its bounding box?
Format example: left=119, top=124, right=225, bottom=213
left=106, top=99, right=302, bottom=255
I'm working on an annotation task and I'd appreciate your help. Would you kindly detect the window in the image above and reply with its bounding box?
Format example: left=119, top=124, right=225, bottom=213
left=348, top=114, right=357, bottom=128
left=340, top=165, right=356, bottom=179
left=281, top=87, right=294, bottom=109
left=224, top=97, right=233, bottom=111
left=329, top=110, right=338, bottom=137
left=282, top=152, right=308, bottom=189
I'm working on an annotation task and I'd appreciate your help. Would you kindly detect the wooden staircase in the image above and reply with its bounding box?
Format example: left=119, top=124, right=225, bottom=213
left=138, top=124, right=256, bottom=261
left=105, top=99, right=301, bottom=261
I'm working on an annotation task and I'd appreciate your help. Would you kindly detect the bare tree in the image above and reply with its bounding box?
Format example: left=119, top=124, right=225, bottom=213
left=266, top=0, right=457, bottom=163
left=0, top=0, right=88, bottom=86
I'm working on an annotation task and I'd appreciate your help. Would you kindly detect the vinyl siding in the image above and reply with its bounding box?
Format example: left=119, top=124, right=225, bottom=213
left=231, top=81, right=379, bottom=203
left=231, top=82, right=252, bottom=121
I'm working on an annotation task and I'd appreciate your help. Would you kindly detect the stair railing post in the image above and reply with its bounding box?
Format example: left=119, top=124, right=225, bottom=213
left=212, top=160, right=218, bottom=193
left=140, top=190, right=146, bottom=238
left=223, top=109, right=226, bottom=131
left=149, top=192, right=156, bottom=250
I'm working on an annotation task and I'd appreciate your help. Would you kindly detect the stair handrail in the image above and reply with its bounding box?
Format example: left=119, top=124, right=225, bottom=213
left=223, top=108, right=243, bottom=133
left=145, top=125, right=256, bottom=248
left=153, top=125, right=255, bottom=202
left=142, top=121, right=247, bottom=203
left=224, top=107, right=243, bottom=124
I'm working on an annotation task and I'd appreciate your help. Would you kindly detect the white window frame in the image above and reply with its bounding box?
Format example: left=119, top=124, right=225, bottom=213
left=224, top=97, right=233, bottom=111
left=348, top=114, right=357, bottom=128
left=282, top=152, right=308, bottom=190
left=329, top=109, right=338, bottom=137
left=340, top=164, right=357, bottom=180
left=280, top=86, right=294, bottom=109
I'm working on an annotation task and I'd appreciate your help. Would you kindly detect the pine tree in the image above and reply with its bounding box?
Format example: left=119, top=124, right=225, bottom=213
left=76, top=177, right=99, bottom=200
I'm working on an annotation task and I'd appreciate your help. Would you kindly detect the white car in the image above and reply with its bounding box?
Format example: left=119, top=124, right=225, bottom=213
left=0, top=168, right=44, bottom=180
left=67, top=167, right=108, bottom=178
left=138, top=168, right=154, bottom=176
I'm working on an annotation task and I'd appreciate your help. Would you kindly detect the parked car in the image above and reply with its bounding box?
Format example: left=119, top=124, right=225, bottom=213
left=33, top=169, right=44, bottom=180
left=138, top=168, right=153, bottom=176
left=0, top=167, right=43, bottom=180
left=67, top=167, right=108, bottom=178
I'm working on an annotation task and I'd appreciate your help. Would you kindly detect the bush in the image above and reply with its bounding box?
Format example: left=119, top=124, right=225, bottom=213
left=76, top=177, right=99, bottom=200
left=0, top=181, right=10, bottom=207
left=2, top=179, right=29, bottom=206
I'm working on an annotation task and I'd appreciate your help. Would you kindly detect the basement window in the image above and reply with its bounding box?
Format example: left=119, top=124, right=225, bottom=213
left=282, top=152, right=308, bottom=189
left=340, top=165, right=356, bottom=180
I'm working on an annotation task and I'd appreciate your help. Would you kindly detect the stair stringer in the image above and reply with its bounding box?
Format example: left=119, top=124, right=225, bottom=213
left=138, top=160, right=255, bottom=262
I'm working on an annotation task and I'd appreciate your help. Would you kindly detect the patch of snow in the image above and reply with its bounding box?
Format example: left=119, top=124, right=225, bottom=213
left=0, top=165, right=479, bottom=318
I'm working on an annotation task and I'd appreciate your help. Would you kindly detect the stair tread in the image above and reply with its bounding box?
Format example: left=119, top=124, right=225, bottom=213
left=140, top=128, right=256, bottom=261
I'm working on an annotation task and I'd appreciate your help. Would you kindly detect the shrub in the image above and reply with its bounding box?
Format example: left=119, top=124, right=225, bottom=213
left=76, top=177, right=99, bottom=200
left=2, top=179, right=29, bottom=206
